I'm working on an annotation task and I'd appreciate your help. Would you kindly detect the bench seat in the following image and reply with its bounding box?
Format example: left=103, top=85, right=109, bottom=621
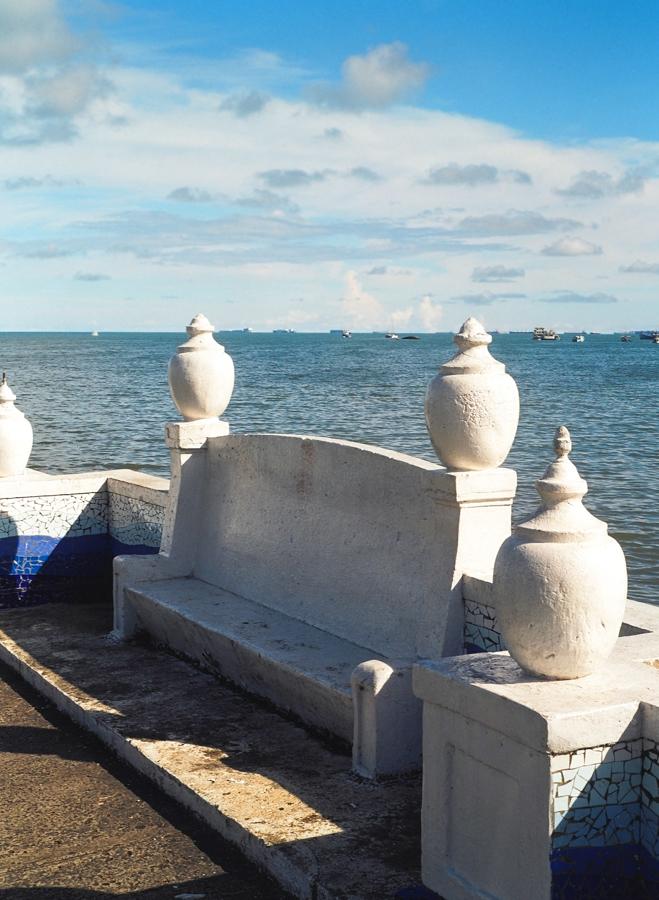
left=126, top=576, right=392, bottom=744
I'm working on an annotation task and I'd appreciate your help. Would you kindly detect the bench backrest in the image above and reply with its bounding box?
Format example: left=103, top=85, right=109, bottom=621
left=190, top=434, right=461, bottom=660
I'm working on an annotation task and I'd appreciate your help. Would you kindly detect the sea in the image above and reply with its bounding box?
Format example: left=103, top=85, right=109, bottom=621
left=1, top=330, right=657, bottom=604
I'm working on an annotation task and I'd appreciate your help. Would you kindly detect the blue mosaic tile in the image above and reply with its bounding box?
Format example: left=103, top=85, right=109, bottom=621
left=551, top=845, right=647, bottom=899
left=0, top=490, right=163, bottom=608
left=463, top=598, right=505, bottom=653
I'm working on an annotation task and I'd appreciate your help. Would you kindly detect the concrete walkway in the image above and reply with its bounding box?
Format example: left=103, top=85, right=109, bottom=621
left=0, top=604, right=422, bottom=899
left=0, top=660, right=289, bottom=899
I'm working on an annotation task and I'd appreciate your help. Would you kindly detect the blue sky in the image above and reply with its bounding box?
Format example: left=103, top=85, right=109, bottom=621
left=1, top=0, right=659, bottom=331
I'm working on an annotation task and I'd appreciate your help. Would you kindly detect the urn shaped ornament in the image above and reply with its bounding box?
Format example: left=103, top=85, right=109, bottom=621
left=168, top=314, right=235, bottom=421
left=0, top=373, right=33, bottom=477
left=425, top=317, right=519, bottom=470
left=493, top=427, right=627, bottom=679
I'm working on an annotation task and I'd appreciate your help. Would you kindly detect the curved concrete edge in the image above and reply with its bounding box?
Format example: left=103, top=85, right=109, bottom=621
left=0, top=606, right=422, bottom=900
left=0, top=634, right=314, bottom=898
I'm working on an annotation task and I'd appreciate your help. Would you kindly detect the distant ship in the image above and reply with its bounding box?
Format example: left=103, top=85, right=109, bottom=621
left=640, top=330, right=659, bottom=340
left=621, top=335, right=633, bottom=343
left=533, top=326, right=560, bottom=341
left=91, top=330, right=99, bottom=337
left=273, top=328, right=295, bottom=334
left=341, top=330, right=352, bottom=338
left=572, top=334, right=585, bottom=343
left=385, top=332, right=400, bottom=340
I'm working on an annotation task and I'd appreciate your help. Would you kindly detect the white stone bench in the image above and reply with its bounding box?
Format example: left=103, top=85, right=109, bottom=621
left=114, top=423, right=515, bottom=777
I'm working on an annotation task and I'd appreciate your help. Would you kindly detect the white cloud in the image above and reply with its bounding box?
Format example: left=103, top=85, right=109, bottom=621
left=472, top=265, right=525, bottom=282
left=556, top=168, right=649, bottom=199
left=0, top=0, right=78, bottom=72
left=259, top=168, right=332, bottom=187
left=452, top=292, right=526, bottom=306
left=74, top=270, right=110, bottom=281
left=418, top=294, right=443, bottom=330
left=457, top=210, right=579, bottom=236
left=309, top=42, right=430, bottom=110
left=0, top=3, right=112, bottom=146
left=168, top=186, right=215, bottom=203
left=390, top=306, right=414, bottom=329
left=424, top=164, right=531, bottom=187
left=0, top=26, right=657, bottom=331
left=542, top=291, right=618, bottom=304
left=340, top=270, right=383, bottom=327
left=619, top=260, right=659, bottom=274
left=541, top=237, right=602, bottom=256
left=219, top=91, right=270, bottom=117
left=28, top=65, right=111, bottom=118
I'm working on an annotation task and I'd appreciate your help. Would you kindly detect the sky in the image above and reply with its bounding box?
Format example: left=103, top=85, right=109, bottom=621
left=1, top=1, right=659, bottom=332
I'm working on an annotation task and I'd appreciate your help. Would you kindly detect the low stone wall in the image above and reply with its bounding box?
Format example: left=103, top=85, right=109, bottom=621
left=0, top=469, right=167, bottom=608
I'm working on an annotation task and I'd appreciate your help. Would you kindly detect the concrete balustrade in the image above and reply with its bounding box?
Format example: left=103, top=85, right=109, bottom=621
left=113, top=315, right=518, bottom=777
left=1, top=315, right=658, bottom=896
left=414, top=428, right=659, bottom=898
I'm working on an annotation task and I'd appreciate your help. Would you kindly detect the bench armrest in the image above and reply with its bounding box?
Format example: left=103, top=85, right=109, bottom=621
left=351, top=660, right=422, bottom=778
left=112, top=553, right=191, bottom=640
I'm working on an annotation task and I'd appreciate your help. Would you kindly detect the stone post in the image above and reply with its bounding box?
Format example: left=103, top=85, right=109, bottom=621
left=423, top=317, right=519, bottom=652
left=351, top=318, right=519, bottom=777
left=113, top=314, right=234, bottom=638
left=0, top=373, right=33, bottom=478
left=494, top=426, right=627, bottom=679
left=425, top=316, right=519, bottom=471
left=413, top=430, right=655, bottom=899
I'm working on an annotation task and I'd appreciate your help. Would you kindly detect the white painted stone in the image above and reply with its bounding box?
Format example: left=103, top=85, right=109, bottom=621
left=168, top=314, right=235, bottom=422
left=413, top=649, right=659, bottom=899
left=114, top=432, right=517, bottom=776
left=351, top=660, right=421, bottom=777
left=0, top=374, right=33, bottom=477
left=425, top=316, right=519, bottom=471
left=493, top=426, right=627, bottom=679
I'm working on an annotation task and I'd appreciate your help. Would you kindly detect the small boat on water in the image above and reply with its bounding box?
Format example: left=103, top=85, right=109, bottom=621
left=653, top=335, right=659, bottom=344
left=401, top=335, right=420, bottom=340
left=533, top=326, right=560, bottom=341
left=572, top=335, right=585, bottom=343
left=621, top=335, right=632, bottom=343
left=91, top=330, right=99, bottom=337
left=385, top=332, right=400, bottom=340
left=341, top=329, right=352, bottom=338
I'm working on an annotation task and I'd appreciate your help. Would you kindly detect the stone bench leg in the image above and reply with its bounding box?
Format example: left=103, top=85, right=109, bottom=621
left=351, top=660, right=421, bottom=778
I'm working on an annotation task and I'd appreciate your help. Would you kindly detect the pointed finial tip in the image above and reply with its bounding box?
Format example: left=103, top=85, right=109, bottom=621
left=454, top=315, right=492, bottom=348
left=554, top=425, right=572, bottom=459
left=186, top=313, right=215, bottom=335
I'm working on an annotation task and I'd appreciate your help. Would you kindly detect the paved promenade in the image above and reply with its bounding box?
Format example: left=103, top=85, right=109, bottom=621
left=0, top=661, right=288, bottom=899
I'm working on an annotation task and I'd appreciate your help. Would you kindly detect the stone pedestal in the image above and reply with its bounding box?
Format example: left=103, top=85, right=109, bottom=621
left=112, top=418, right=229, bottom=638
left=414, top=652, right=659, bottom=899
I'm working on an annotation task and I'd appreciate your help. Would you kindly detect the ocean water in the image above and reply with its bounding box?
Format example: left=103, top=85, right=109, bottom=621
left=1, top=330, right=657, bottom=604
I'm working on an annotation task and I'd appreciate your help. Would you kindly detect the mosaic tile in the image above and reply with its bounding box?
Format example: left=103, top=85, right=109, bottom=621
left=0, top=492, right=108, bottom=539
left=108, top=493, right=164, bottom=549
left=463, top=599, right=505, bottom=653
left=0, top=489, right=165, bottom=608
left=551, top=740, right=644, bottom=852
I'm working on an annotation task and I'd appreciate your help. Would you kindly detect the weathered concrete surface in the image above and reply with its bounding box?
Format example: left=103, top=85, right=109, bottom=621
left=116, top=431, right=516, bottom=776
left=0, top=603, right=422, bottom=899
left=0, top=659, right=287, bottom=899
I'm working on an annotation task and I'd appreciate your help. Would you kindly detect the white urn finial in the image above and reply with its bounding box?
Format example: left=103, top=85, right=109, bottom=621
left=168, top=314, right=235, bottom=421
left=424, top=317, right=519, bottom=470
left=493, top=426, right=627, bottom=679
left=0, top=373, right=34, bottom=477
